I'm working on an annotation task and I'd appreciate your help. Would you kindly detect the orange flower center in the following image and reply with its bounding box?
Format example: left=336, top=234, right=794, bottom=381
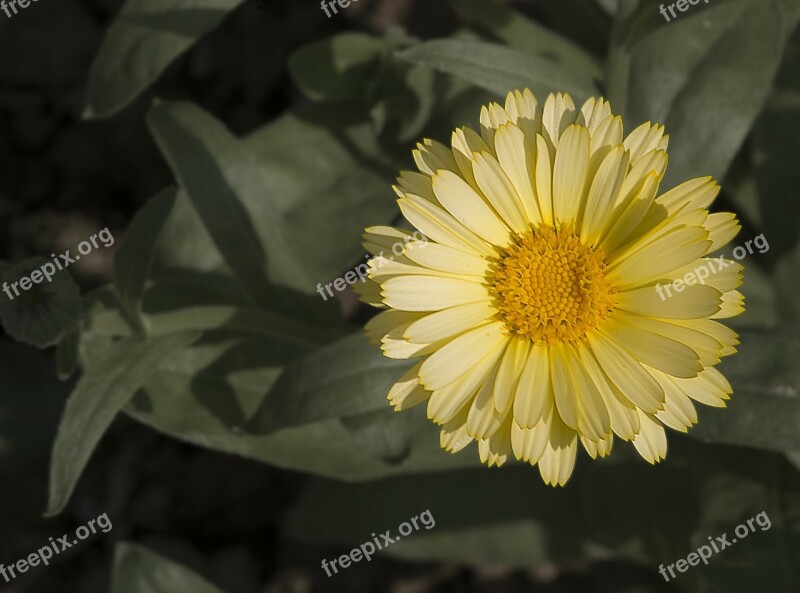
left=491, top=225, right=615, bottom=343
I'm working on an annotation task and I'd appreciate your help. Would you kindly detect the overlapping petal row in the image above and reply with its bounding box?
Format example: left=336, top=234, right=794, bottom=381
left=358, top=89, right=743, bottom=486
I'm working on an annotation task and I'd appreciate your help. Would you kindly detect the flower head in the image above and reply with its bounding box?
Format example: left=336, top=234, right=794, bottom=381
left=359, top=90, right=743, bottom=486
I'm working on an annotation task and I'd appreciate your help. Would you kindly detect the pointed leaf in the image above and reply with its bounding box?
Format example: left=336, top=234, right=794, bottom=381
left=85, top=0, right=245, bottom=118
left=46, top=331, right=200, bottom=516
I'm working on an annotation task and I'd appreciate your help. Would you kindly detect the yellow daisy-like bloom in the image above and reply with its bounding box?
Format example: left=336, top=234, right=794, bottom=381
left=358, top=89, right=743, bottom=486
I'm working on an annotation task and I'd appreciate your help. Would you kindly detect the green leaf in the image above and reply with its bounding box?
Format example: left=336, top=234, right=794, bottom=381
left=689, top=329, right=800, bottom=452
left=290, top=30, right=436, bottom=142
left=152, top=189, right=226, bottom=274
left=143, top=272, right=343, bottom=329
left=341, top=408, right=413, bottom=464
left=90, top=304, right=344, bottom=348
left=289, top=33, right=385, bottom=101
left=143, top=273, right=252, bottom=311
left=56, top=324, right=81, bottom=381
left=287, top=465, right=611, bottom=567
left=147, top=101, right=397, bottom=306
left=247, top=332, right=414, bottom=435
left=370, top=59, right=437, bottom=143
left=397, top=39, right=600, bottom=101
left=46, top=331, right=199, bottom=516
left=113, top=187, right=177, bottom=336
left=732, top=258, right=778, bottom=329
left=112, top=543, right=225, bottom=593
left=110, top=333, right=477, bottom=480
left=775, top=241, right=800, bottom=323
left=527, top=0, right=613, bottom=55
left=147, top=101, right=283, bottom=310
left=607, top=0, right=800, bottom=188
left=449, top=0, right=602, bottom=78
left=289, top=442, right=800, bottom=588
left=242, top=103, right=400, bottom=288
left=0, top=257, right=82, bottom=348
left=85, top=0, right=245, bottom=118
left=752, top=25, right=800, bottom=256
left=596, top=0, right=620, bottom=15
left=723, top=149, right=764, bottom=229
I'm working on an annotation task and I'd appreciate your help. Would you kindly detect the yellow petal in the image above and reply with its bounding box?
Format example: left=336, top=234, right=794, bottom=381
left=494, top=122, right=542, bottom=225
left=431, top=170, right=512, bottom=246
left=612, top=311, right=724, bottom=366
left=703, top=212, right=740, bottom=253
left=413, top=138, right=459, bottom=176
left=493, top=336, right=531, bottom=414
left=577, top=97, right=612, bottom=134
left=711, top=290, right=745, bottom=319
left=600, top=170, right=663, bottom=255
left=479, top=102, right=512, bottom=148
left=419, top=322, right=507, bottom=390
left=396, top=170, right=437, bottom=203
left=388, top=362, right=430, bottom=411
left=549, top=341, right=579, bottom=430
left=534, top=133, right=554, bottom=225
left=672, top=319, right=739, bottom=357
left=440, top=405, right=473, bottom=452
left=566, top=342, right=612, bottom=441
left=607, top=226, right=712, bottom=289
left=510, top=419, right=549, bottom=464
left=580, top=144, right=628, bottom=245
left=581, top=432, right=613, bottom=459
left=600, top=316, right=703, bottom=378
left=472, top=152, right=529, bottom=234
left=616, top=283, right=722, bottom=319
left=672, top=370, right=730, bottom=408
left=398, top=195, right=495, bottom=257
left=589, top=115, right=623, bottom=155
left=451, top=126, right=491, bottom=187
left=381, top=275, right=489, bottom=311
left=513, top=342, right=553, bottom=428
left=426, top=338, right=506, bottom=424
left=538, top=410, right=578, bottom=486
left=577, top=345, right=640, bottom=440
left=478, top=413, right=513, bottom=467
left=649, top=369, right=698, bottom=432
left=632, top=410, right=668, bottom=464
left=365, top=309, right=423, bottom=345
left=403, top=301, right=495, bottom=344
left=587, top=332, right=665, bottom=413
left=623, top=122, right=668, bottom=162
left=504, top=88, right=541, bottom=139
left=552, top=125, right=591, bottom=227
left=657, top=176, right=720, bottom=214
left=541, top=92, right=576, bottom=150
left=467, top=361, right=506, bottom=439
left=355, top=277, right=385, bottom=308
left=380, top=318, right=436, bottom=360
left=403, top=241, right=489, bottom=277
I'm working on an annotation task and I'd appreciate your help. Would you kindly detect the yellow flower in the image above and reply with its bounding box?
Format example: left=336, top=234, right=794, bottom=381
left=359, top=89, right=743, bottom=486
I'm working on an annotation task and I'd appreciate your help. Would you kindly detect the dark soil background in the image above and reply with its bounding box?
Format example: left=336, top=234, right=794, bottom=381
left=0, top=1, right=657, bottom=591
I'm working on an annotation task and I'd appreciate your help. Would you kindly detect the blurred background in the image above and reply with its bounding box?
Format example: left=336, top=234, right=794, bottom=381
left=1, top=0, right=798, bottom=592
